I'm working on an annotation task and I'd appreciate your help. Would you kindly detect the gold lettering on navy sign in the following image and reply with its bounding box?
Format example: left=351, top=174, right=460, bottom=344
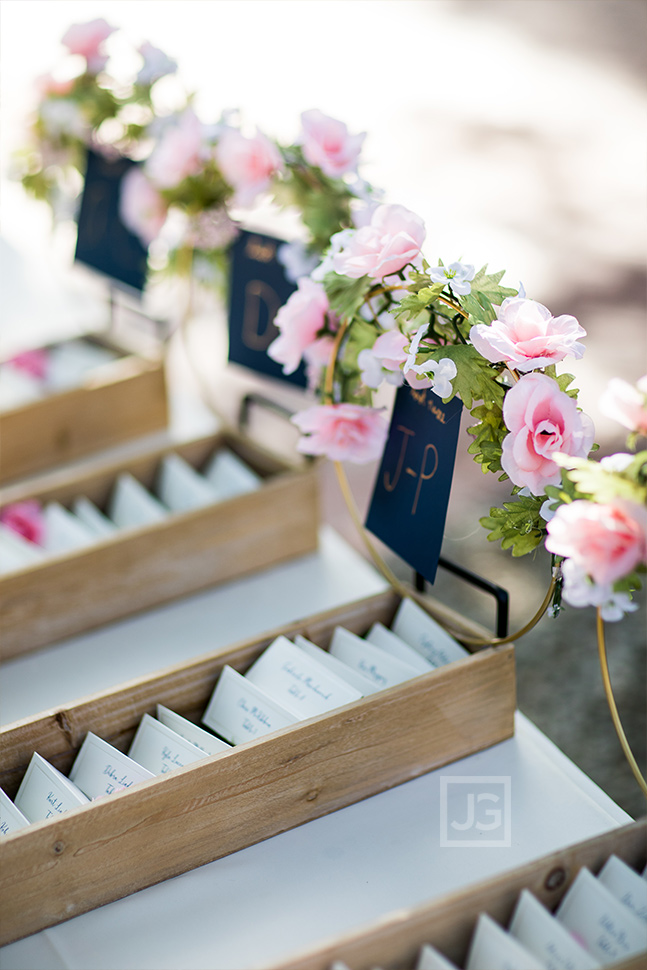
left=381, top=388, right=447, bottom=514
left=245, top=236, right=276, bottom=263
left=241, top=280, right=281, bottom=350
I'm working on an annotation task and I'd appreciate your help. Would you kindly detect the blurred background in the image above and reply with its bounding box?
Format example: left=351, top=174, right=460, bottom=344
left=1, top=0, right=645, bottom=816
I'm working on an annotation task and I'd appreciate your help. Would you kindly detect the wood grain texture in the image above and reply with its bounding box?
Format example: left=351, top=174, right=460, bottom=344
left=0, top=592, right=515, bottom=945
left=0, top=433, right=319, bottom=660
left=270, top=819, right=647, bottom=970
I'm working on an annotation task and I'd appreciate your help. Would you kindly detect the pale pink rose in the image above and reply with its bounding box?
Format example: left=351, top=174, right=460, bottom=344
left=119, top=168, right=168, bottom=245
left=303, top=335, right=335, bottom=390
left=373, top=330, right=408, bottom=372
left=469, top=297, right=586, bottom=372
left=146, top=111, right=204, bottom=189
left=599, top=376, right=647, bottom=435
left=267, top=278, right=333, bottom=375
left=0, top=501, right=44, bottom=545
left=501, top=373, right=595, bottom=494
left=300, top=109, right=365, bottom=178
left=216, top=128, right=282, bottom=206
left=292, top=404, right=388, bottom=463
left=61, top=18, right=117, bottom=73
left=6, top=349, right=49, bottom=380
left=358, top=330, right=408, bottom=389
left=546, top=499, right=647, bottom=586
left=332, top=204, right=425, bottom=281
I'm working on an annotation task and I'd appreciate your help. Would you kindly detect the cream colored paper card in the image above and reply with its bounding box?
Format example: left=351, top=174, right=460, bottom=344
left=392, top=597, right=469, bottom=667
left=69, top=732, right=155, bottom=799
left=43, top=502, right=96, bottom=554
left=73, top=496, right=117, bottom=538
left=14, top=753, right=90, bottom=823
left=466, top=913, right=546, bottom=970
left=108, top=473, right=169, bottom=528
left=245, top=635, right=362, bottom=717
left=0, top=522, right=45, bottom=573
left=0, top=787, right=30, bottom=836
left=202, top=665, right=299, bottom=745
left=156, top=705, right=231, bottom=757
left=366, top=621, right=435, bottom=673
left=128, top=714, right=209, bottom=775
left=294, top=635, right=380, bottom=695
left=510, top=889, right=601, bottom=969
left=598, top=855, right=647, bottom=925
left=202, top=448, right=262, bottom=500
left=156, top=453, right=219, bottom=512
left=330, top=626, right=420, bottom=690
left=556, top=867, right=647, bottom=965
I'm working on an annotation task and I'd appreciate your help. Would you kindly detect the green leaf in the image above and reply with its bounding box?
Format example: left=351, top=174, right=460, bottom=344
left=480, top=494, right=546, bottom=556
left=420, top=344, right=506, bottom=409
left=340, top=318, right=378, bottom=376
left=554, top=452, right=647, bottom=505
left=467, top=402, right=507, bottom=474
left=323, top=272, right=372, bottom=320
left=459, top=265, right=517, bottom=325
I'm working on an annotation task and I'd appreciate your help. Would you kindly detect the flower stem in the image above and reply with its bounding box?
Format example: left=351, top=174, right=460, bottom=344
left=323, top=318, right=350, bottom=404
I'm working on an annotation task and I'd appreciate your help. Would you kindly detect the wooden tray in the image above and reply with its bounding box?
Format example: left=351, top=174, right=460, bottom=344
left=0, top=333, right=168, bottom=484
left=0, top=431, right=318, bottom=659
left=270, top=818, right=647, bottom=970
left=0, top=588, right=515, bottom=945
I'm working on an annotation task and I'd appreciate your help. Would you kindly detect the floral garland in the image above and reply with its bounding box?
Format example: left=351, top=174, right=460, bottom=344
left=266, top=202, right=647, bottom=624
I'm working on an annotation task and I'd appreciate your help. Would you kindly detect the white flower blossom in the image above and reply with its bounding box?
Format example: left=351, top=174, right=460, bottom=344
left=428, top=261, right=476, bottom=296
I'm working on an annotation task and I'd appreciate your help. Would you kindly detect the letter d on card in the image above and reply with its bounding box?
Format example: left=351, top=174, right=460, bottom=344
left=365, top=385, right=462, bottom=582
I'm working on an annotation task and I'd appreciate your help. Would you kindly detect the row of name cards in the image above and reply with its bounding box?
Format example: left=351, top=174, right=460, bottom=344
left=335, top=855, right=647, bottom=970
left=202, top=597, right=468, bottom=744
left=0, top=446, right=262, bottom=575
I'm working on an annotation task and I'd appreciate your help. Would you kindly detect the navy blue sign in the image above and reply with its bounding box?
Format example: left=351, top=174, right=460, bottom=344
left=365, top=384, right=463, bottom=583
left=75, top=149, right=148, bottom=292
left=227, top=229, right=306, bottom=387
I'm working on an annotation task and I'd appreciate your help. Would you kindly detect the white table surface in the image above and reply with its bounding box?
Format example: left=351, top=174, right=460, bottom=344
left=0, top=528, right=631, bottom=970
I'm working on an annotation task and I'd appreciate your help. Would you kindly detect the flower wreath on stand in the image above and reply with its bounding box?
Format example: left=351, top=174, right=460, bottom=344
left=266, top=201, right=647, bottom=799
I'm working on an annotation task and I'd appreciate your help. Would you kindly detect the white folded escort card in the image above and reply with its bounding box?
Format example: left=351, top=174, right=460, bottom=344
left=392, top=597, right=469, bottom=667
left=466, top=912, right=546, bottom=970
left=202, top=448, right=262, bottom=500
left=416, top=943, right=460, bottom=969
left=73, top=496, right=117, bottom=538
left=46, top=338, right=118, bottom=390
left=510, top=889, right=601, bottom=969
left=0, top=787, right=30, bottom=836
left=14, top=753, right=90, bottom=823
left=155, top=453, right=219, bottom=512
left=156, top=705, right=231, bottom=757
left=128, top=714, right=210, bottom=775
left=556, top=868, right=647, bottom=965
left=294, top=635, right=380, bottom=695
left=366, top=621, right=436, bottom=674
left=598, top=855, right=647, bottom=925
left=108, top=473, right=169, bottom=528
left=245, top=636, right=363, bottom=717
left=69, top=733, right=155, bottom=799
left=0, top=523, right=45, bottom=574
left=0, top=366, right=44, bottom=410
left=43, top=502, right=96, bottom=554
left=202, top=665, right=299, bottom=745
left=329, top=626, right=420, bottom=690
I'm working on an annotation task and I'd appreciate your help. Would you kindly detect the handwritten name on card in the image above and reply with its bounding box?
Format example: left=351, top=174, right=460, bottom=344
left=365, top=385, right=462, bottom=583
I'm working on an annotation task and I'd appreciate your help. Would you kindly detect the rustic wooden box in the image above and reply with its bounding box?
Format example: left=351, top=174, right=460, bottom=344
left=0, top=589, right=515, bottom=945
left=0, top=431, right=318, bottom=660
left=271, top=818, right=647, bottom=970
left=0, top=333, right=168, bottom=484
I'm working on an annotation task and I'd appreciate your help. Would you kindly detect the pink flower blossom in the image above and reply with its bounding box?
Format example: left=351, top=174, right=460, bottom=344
left=6, top=349, right=49, bottom=381
left=0, top=501, right=44, bottom=545
left=559, top=558, right=640, bottom=621
left=599, top=376, right=647, bottom=435
left=303, top=335, right=335, bottom=391
left=358, top=330, right=408, bottom=389
left=215, top=128, right=282, bottom=206
left=300, top=109, right=365, bottom=178
left=146, top=111, right=204, bottom=189
left=61, top=18, right=117, bottom=73
left=267, top=278, right=333, bottom=375
left=546, top=499, right=647, bottom=586
left=469, top=297, right=586, bottom=372
left=119, top=168, right=168, bottom=245
left=291, top=404, right=388, bottom=464
left=332, top=204, right=425, bottom=281
left=501, top=373, right=595, bottom=494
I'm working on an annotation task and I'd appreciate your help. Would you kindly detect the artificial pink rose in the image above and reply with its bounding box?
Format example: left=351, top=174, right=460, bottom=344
left=0, top=500, right=44, bottom=545
left=469, top=297, right=586, bottom=372
left=146, top=111, right=204, bottom=189
left=119, top=168, right=168, bottom=245
left=300, top=109, right=365, bottom=178
left=599, top=376, right=647, bottom=435
left=291, top=404, right=388, bottom=464
left=501, top=372, right=595, bottom=494
left=303, top=335, right=335, bottom=391
left=546, top=499, right=647, bottom=586
left=6, top=349, right=48, bottom=380
left=61, top=18, right=117, bottom=73
left=332, top=204, right=425, bottom=281
left=215, top=128, right=282, bottom=206
left=267, top=278, right=333, bottom=375
left=372, top=330, right=408, bottom=373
